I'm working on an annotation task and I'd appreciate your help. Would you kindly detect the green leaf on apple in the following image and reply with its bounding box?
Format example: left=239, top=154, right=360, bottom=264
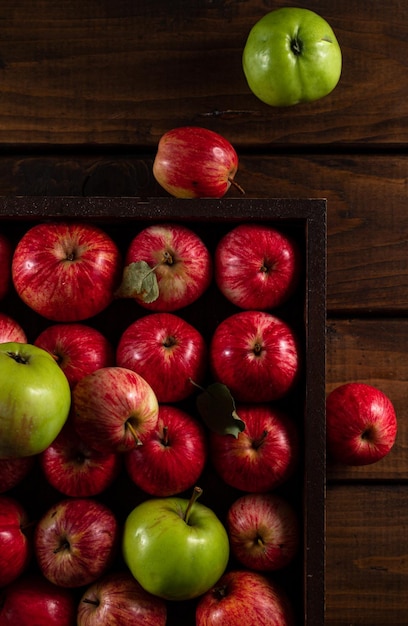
left=195, top=382, right=245, bottom=438
left=115, top=261, right=159, bottom=303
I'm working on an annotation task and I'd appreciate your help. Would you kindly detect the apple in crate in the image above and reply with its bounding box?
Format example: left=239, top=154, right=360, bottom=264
left=34, top=323, right=114, bottom=388
left=0, top=496, right=31, bottom=587
left=116, top=312, right=208, bottom=402
left=153, top=126, right=242, bottom=198
left=34, top=497, right=119, bottom=588
left=125, top=404, right=208, bottom=497
left=196, top=569, right=295, bottom=626
left=0, top=232, right=12, bottom=300
left=118, top=222, right=212, bottom=311
left=11, top=221, right=122, bottom=322
left=0, top=312, right=27, bottom=343
left=40, top=422, right=122, bottom=497
left=77, top=571, right=167, bottom=626
left=227, top=493, right=300, bottom=571
left=326, top=382, right=398, bottom=465
left=214, top=223, right=301, bottom=310
left=0, top=456, right=35, bottom=493
left=123, top=486, right=230, bottom=601
left=0, top=342, right=71, bottom=459
left=209, top=404, right=299, bottom=492
left=210, top=310, right=299, bottom=403
left=0, top=573, right=77, bottom=626
left=72, top=366, right=159, bottom=453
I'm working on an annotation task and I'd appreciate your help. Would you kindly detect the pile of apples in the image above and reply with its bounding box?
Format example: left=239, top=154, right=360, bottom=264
left=0, top=218, right=306, bottom=625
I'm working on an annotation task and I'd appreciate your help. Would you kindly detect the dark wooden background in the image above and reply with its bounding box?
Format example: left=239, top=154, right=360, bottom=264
left=1, top=1, right=407, bottom=623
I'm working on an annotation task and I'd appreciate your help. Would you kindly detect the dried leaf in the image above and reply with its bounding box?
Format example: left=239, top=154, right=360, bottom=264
left=196, top=382, right=245, bottom=438
left=115, top=261, right=159, bottom=303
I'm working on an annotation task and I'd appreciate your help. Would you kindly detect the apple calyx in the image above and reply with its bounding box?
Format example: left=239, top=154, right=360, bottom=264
left=192, top=380, right=246, bottom=438
left=184, top=485, right=203, bottom=525
left=6, top=349, right=30, bottom=365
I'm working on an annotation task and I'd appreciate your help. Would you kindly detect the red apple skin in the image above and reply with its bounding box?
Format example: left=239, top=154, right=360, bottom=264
left=11, top=221, right=122, bottom=322
left=0, top=456, right=35, bottom=493
left=226, top=493, right=300, bottom=571
left=196, top=569, right=295, bottom=626
left=77, top=571, right=167, bottom=626
left=209, top=404, right=299, bottom=493
left=72, top=366, right=159, bottom=453
left=153, top=126, right=239, bottom=199
left=326, top=382, right=398, bottom=466
left=0, top=496, right=31, bottom=587
left=125, top=404, right=208, bottom=497
left=0, top=313, right=27, bottom=343
left=34, top=497, right=119, bottom=588
left=0, top=573, right=77, bottom=626
left=39, top=422, right=122, bottom=497
left=214, top=224, right=301, bottom=310
left=116, top=312, right=208, bottom=403
left=34, top=323, right=115, bottom=389
left=210, top=310, right=299, bottom=403
left=124, top=222, right=212, bottom=311
left=0, top=233, right=12, bottom=301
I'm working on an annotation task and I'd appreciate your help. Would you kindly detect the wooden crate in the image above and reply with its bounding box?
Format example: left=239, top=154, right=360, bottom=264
left=0, top=196, right=326, bottom=625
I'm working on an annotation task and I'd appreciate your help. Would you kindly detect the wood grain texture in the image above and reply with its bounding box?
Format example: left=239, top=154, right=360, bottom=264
left=326, top=484, right=408, bottom=625
left=0, top=1, right=407, bottom=146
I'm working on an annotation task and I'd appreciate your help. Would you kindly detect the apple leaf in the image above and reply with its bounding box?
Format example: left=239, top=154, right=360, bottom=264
left=115, top=261, right=159, bottom=303
left=195, top=382, right=245, bottom=438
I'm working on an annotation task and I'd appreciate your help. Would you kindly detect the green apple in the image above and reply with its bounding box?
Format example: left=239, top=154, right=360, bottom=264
left=242, top=7, right=342, bottom=106
left=122, top=487, right=230, bottom=601
left=0, top=342, right=71, bottom=458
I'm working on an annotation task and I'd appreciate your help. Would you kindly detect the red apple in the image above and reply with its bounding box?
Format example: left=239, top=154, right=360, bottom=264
left=119, top=222, right=212, bottom=311
left=0, top=313, right=27, bottom=343
left=11, top=221, right=122, bottom=322
left=209, top=310, right=299, bottom=403
left=39, top=421, right=122, bottom=497
left=34, top=323, right=115, bottom=388
left=34, top=497, right=119, bottom=588
left=196, top=569, right=295, bottom=626
left=0, top=573, right=77, bottom=626
left=116, top=312, right=208, bottom=403
left=326, top=382, right=398, bottom=466
left=125, top=404, right=208, bottom=497
left=209, top=404, right=299, bottom=492
left=153, top=126, right=241, bottom=198
left=0, top=496, right=31, bottom=587
left=72, top=366, right=159, bottom=453
left=226, top=493, right=300, bottom=571
left=0, top=456, right=35, bottom=493
left=77, top=570, right=167, bottom=626
left=0, top=233, right=12, bottom=301
left=214, top=224, right=301, bottom=310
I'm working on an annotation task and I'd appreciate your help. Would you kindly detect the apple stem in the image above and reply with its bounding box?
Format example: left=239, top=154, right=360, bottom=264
left=252, top=429, right=268, bottom=450
left=162, top=425, right=169, bottom=446
left=184, top=486, right=203, bottom=525
left=228, top=177, right=245, bottom=195
left=126, top=420, right=143, bottom=447
left=188, top=378, right=205, bottom=392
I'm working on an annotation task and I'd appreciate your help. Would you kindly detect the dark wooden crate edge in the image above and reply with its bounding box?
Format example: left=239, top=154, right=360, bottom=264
left=0, top=196, right=327, bottom=625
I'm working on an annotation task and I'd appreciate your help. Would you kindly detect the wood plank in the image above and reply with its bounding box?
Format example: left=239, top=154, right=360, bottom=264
left=0, top=1, right=407, bottom=146
left=327, top=319, right=408, bottom=481
left=326, top=484, right=408, bottom=625
left=0, top=152, right=407, bottom=313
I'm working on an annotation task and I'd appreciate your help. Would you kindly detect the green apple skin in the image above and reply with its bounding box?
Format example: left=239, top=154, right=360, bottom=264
left=122, top=495, right=230, bottom=601
left=242, top=7, right=342, bottom=106
left=0, top=343, right=71, bottom=458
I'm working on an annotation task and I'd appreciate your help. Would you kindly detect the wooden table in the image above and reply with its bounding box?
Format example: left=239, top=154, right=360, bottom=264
left=0, top=2, right=407, bottom=623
